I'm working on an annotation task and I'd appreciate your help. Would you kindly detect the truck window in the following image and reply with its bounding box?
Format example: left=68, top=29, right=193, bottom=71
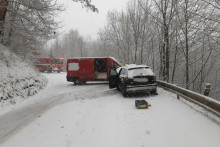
left=110, top=68, right=117, bottom=76
left=94, top=59, right=107, bottom=72
left=68, top=63, right=79, bottom=71
left=53, top=59, right=63, bottom=64
left=57, top=59, right=63, bottom=64
left=109, top=62, right=118, bottom=76
left=45, top=59, right=49, bottom=63
left=52, top=59, right=56, bottom=64
left=33, top=59, right=42, bottom=65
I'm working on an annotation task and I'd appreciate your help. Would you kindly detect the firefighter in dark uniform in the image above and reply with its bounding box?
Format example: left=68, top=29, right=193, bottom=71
left=47, top=65, right=52, bottom=73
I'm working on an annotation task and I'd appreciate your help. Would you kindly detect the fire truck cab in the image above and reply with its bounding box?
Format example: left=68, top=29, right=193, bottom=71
left=52, top=58, right=64, bottom=73
left=66, top=57, right=121, bottom=85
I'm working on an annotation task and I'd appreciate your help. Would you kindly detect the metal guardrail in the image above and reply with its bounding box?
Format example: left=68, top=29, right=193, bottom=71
left=157, top=80, right=220, bottom=116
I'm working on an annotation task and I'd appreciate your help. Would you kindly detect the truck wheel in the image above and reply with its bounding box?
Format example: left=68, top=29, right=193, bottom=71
left=81, top=81, right=87, bottom=84
left=74, top=79, right=81, bottom=85
left=57, top=70, right=60, bottom=73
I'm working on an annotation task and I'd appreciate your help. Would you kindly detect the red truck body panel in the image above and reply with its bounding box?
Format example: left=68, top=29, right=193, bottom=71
left=66, top=57, right=121, bottom=82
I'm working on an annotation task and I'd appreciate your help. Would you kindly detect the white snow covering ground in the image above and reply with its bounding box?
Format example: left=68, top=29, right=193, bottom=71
left=0, top=73, right=220, bottom=147
left=0, top=45, right=47, bottom=107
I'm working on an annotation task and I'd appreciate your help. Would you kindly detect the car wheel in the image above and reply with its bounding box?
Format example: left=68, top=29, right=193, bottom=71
left=151, top=90, right=158, bottom=95
left=122, top=87, right=127, bottom=97
left=116, top=85, right=120, bottom=91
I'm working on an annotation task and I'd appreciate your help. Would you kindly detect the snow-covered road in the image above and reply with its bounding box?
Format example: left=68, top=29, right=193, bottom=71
left=0, top=73, right=220, bottom=147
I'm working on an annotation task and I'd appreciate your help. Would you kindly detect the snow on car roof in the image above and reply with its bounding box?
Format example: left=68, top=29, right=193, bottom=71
left=116, top=64, right=151, bottom=74
left=122, top=64, right=149, bottom=69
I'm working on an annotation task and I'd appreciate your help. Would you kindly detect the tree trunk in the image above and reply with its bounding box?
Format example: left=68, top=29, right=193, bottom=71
left=165, top=25, right=170, bottom=82
left=171, top=30, right=178, bottom=82
left=184, top=0, right=189, bottom=89
left=0, top=0, right=8, bottom=39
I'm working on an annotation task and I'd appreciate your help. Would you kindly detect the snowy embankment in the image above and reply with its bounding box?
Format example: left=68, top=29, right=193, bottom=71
left=0, top=45, right=47, bottom=106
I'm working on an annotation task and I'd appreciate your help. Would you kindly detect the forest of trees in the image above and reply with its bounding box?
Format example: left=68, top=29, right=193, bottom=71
left=0, top=0, right=97, bottom=59
left=50, top=0, right=220, bottom=100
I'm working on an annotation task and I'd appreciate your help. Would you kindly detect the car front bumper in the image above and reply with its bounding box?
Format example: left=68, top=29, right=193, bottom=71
left=126, top=83, right=157, bottom=93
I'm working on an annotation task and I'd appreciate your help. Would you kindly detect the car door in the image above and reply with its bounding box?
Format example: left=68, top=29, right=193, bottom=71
left=108, top=67, right=120, bottom=89
left=109, top=75, right=118, bottom=89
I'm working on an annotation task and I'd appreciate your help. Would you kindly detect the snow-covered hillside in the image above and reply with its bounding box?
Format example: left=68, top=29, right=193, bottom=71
left=0, top=45, right=47, bottom=105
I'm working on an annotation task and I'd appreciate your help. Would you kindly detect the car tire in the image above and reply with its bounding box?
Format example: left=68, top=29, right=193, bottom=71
left=122, top=87, right=127, bottom=97
left=150, top=90, right=158, bottom=95
left=116, top=85, right=120, bottom=91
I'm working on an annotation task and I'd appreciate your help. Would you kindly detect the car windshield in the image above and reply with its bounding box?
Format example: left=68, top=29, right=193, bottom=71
left=128, top=67, right=154, bottom=78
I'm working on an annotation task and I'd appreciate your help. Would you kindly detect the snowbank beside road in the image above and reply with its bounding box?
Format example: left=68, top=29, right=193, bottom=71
left=0, top=45, right=47, bottom=105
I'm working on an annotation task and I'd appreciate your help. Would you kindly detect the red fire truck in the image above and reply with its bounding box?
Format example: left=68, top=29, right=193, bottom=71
left=66, top=57, right=121, bottom=85
left=33, top=58, right=64, bottom=73
left=51, top=58, right=65, bottom=72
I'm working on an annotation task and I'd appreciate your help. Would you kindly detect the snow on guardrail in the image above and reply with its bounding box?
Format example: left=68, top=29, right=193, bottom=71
left=157, top=80, right=220, bottom=115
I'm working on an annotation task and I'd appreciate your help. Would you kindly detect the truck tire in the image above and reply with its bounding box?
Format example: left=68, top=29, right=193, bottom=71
left=81, top=81, right=87, bottom=84
left=74, top=79, right=81, bottom=85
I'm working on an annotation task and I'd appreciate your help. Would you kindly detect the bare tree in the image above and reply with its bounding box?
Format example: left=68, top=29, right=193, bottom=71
left=72, top=0, right=98, bottom=12
left=0, top=0, right=98, bottom=60
left=152, top=0, right=175, bottom=82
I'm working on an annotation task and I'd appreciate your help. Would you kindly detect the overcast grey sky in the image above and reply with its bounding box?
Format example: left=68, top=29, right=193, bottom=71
left=57, top=0, right=128, bottom=40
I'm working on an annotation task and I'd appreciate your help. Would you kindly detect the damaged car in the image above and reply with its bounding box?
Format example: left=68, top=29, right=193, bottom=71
left=109, top=64, right=158, bottom=97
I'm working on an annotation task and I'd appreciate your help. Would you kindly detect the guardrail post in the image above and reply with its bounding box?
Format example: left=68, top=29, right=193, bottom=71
left=177, top=95, right=180, bottom=99
left=204, top=83, right=211, bottom=96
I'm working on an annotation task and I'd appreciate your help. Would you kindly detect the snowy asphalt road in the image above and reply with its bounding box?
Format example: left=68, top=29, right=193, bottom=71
left=0, top=73, right=220, bottom=147
left=0, top=73, right=109, bottom=143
